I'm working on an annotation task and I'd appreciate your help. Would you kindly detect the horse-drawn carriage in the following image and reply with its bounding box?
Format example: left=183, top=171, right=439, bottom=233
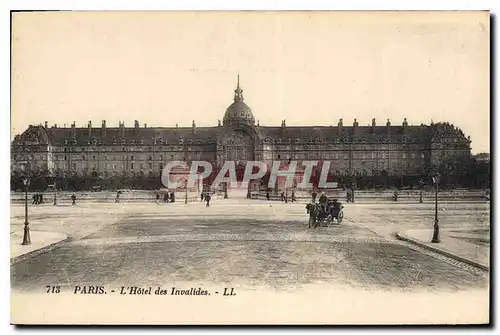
left=305, top=199, right=344, bottom=228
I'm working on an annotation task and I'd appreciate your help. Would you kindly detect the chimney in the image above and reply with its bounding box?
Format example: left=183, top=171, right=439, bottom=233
left=353, top=118, right=359, bottom=135
left=218, top=120, right=221, bottom=127
left=386, top=118, right=391, bottom=134
left=88, top=121, right=92, bottom=136
left=192, top=120, right=196, bottom=134
left=101, top=120, right=106, bottom=136
left=71, top=121, right=76, bottom=138
left=44, top=121, right=48, bottom=129
left=402, top=118, right=408, bottom=132
left=144, top=123, right=147, bottom=128
left=119, top=121, right=125, bottom=137
left=338, top=118, right=343, bottom=135
left=371, top=118, right=376, bottom=134
left=54, top=124, right=58, bottom=128
left=134, top=120, right=139, bottom=135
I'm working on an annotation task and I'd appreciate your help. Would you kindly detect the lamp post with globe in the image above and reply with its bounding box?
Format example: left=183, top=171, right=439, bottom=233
left=431, top=173, right=441, bottom=243
left=22, top=177, right=31, bottom=245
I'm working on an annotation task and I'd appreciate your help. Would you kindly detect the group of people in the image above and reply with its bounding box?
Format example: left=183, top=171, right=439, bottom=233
left=278, top=191, right=296, bottom=203
left=200, top=192, right=212, bottom=207
left=31, top=193, right=45, bottom=205
left=154, top=192, right=176, bottom=204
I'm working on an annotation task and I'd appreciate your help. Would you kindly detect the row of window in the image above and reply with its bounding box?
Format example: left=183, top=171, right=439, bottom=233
left=55, top=162, right=164, bottom=171
left=60, top=146, right=187, bottom=152
left=63, top=139, right=175, bottom=145
left=55, top=154, right=175, bottom=161
left=273, top=152, right=426, bottom=160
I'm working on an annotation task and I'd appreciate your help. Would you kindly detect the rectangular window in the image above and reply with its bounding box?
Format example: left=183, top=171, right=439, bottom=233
left=140, top=164, right=143, bottom=169
left=73, top=164, right=76, bottom=170
left=131, top=163, right=134, bottom=169
left=64, top=156, right=67, bottom=161
left=82, top=155, right=85, bottom=160
left=159, top=163, right=163, bottom=170
left=104, top=156, right=107, bottom=160
left=131, top=156, right=134, bottom=161
left=149, top=163, right=152, bottom=169
left=93, top=156, right=96, bottom=160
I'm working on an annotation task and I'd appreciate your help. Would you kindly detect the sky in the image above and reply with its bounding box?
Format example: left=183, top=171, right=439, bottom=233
left=11, top=11, right=490, bottom=153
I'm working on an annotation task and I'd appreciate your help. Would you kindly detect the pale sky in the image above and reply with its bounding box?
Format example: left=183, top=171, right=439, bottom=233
left=11, top=11, right=489, bottom=153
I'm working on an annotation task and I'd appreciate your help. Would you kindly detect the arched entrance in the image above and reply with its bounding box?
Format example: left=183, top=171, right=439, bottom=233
left=221, top=129, right=255, bottom=198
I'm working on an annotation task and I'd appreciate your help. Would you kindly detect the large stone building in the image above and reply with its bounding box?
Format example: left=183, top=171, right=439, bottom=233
left=11, top=76, right=472, bottom=188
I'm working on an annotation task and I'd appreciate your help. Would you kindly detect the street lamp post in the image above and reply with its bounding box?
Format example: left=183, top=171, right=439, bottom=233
left=419, top=179, right=423, bottom=204
left=184, top=177, right=188, bottom=204
left=22, top=178, right=31, bottom=245
left=431, top=173, right=440, bottom=243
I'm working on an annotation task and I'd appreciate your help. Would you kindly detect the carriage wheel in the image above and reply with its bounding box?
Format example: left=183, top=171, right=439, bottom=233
left=337, top=210, right=344, bottom=224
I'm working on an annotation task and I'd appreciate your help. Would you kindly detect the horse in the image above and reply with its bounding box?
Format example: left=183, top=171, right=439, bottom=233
left=305, top=203, right=320, bottom=229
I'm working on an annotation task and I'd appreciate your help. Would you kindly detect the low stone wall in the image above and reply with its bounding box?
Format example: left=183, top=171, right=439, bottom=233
left=11, top=189, right=488, bottom=204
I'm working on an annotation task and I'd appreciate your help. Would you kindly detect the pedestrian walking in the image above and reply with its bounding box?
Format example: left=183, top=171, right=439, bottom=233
left=291, top=191, right=296, bottom=203
left=205, top=193, right=211, bottom=207
left=312, top=191, right=317, bottom=204
left=32, top=193, right=37, bottom=205
left=266, top=191, right=270, bottom=201
left=71, top=194, right=76, bottom=206
left=115, top=191, right=120, bottom=203
left=164, top=192, right=169, bottom=203
left=40, top=193, right=44, bottom=204
left=170, top=192, right=175, bottom=203
left=201, top=192, right=204, bottom=202
left=156, top=193, right=160, bottom=204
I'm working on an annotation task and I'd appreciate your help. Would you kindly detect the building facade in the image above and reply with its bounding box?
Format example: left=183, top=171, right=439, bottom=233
left=11, top=76, right=472, bottom=188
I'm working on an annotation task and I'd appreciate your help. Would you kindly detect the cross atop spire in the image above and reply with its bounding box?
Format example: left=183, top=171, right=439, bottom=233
left=234, top=74, right=244, bottom=102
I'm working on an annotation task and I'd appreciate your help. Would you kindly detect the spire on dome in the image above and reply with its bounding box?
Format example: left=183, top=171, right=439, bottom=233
left=234, top=74, right=244, bottom=102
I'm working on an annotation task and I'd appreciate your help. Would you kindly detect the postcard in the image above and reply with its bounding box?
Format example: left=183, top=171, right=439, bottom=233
left=10, top=10, right=490, bottom=325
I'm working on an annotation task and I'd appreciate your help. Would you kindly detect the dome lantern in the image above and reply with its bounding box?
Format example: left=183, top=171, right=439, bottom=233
left=223, top=75, right=255, bottom=127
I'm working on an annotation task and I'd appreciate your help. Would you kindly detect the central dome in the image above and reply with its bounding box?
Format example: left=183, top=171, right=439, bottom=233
left=223, top=75, right=255, bottom=126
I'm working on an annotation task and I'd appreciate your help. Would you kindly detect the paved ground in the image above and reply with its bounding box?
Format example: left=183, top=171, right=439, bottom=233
left=11, top=230, right=67, bottom=260
left=10, top=199, right=490, bottom=294
left=398, top=227, right=489, bottom=269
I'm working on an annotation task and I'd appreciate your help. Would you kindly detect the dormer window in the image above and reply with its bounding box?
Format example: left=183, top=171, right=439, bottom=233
left=92, top=139, right=97, bottom=145
left=122, top=139, right=126, bottom=145
left=113, top=139, right=117, bottom=145
left=72, top=139, right=77, bottom=145
left=158, top=138, right=164, bottom=144
left=131, top=140, right=135, bottom=144
left=64, top=139, right=68, bottom=145
left=139, top=139, right=144, bottom=145
left=179, top=138, right=184, bottom=144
